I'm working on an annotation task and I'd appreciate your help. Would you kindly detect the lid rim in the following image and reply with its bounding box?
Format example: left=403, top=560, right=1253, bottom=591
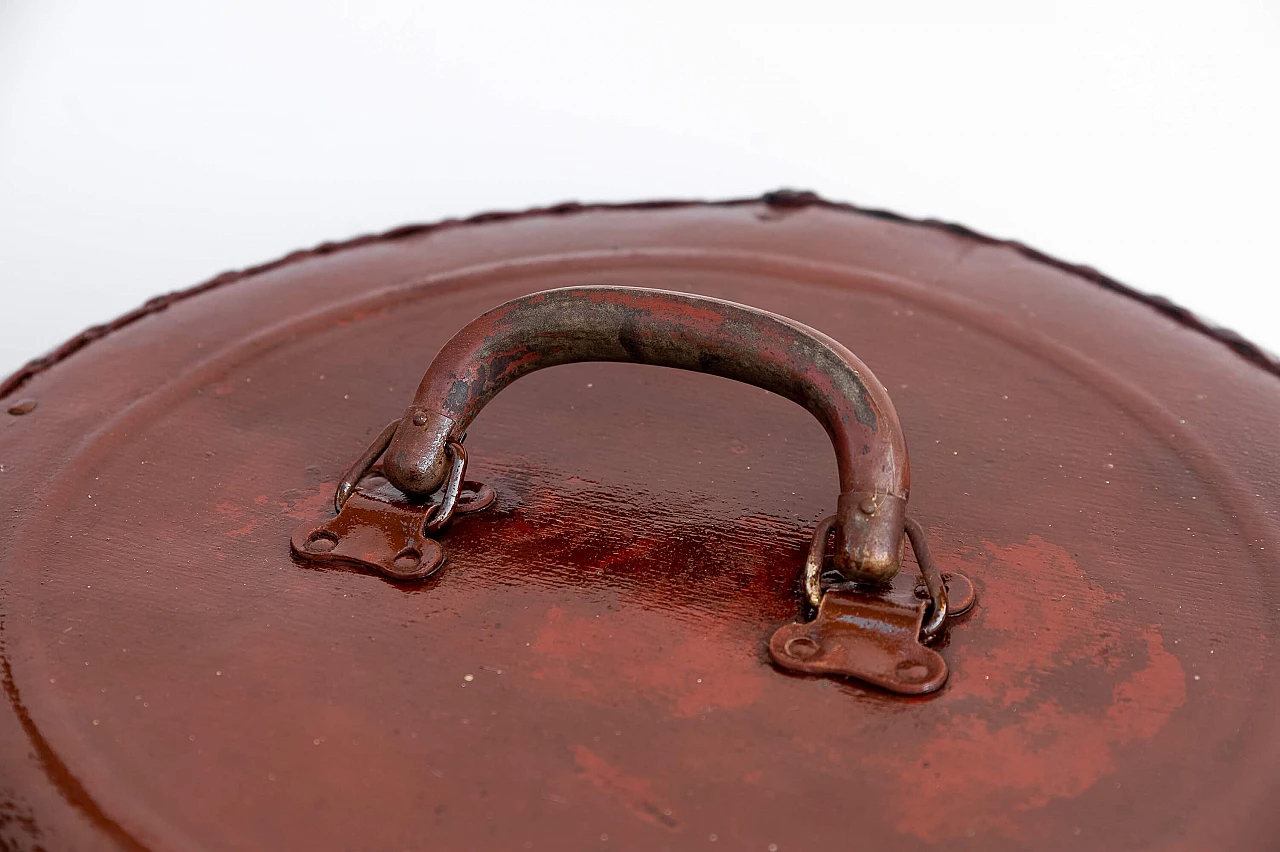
left=4, top=189, right=1275, bottom=402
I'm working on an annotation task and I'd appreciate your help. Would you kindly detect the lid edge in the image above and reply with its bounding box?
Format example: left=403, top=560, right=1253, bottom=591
left=4, top=189, right=1275, bottom=401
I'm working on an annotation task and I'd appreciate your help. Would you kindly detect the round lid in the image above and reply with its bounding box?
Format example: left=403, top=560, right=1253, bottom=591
left=2, top=194, right=1278, bottom=851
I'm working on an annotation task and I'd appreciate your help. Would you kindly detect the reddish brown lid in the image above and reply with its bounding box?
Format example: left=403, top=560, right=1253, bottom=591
left=2, top=194, right=1278, bottom=851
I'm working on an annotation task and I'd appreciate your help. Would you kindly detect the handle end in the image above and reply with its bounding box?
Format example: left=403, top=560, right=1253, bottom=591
left=384, top=408, right=458, bottom=498
left=832, top=491, right=907, bottom=584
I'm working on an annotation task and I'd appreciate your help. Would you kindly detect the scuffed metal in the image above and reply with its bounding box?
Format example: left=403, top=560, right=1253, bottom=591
left=382, top=286, right=911, bottom=584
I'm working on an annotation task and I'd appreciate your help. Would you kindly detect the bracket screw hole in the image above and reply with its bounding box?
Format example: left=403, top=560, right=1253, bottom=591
left=303, top=527, right=337, bottom=555
left=895, top=661, right=931, bottom=683
left=305, top=531, right=338, bottom=553
left=392, top=548, right=422, bottom=573
left=784, top=636, right=821, bottom=660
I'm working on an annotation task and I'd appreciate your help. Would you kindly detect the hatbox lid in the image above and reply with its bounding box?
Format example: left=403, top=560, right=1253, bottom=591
left=1, top=193, right=1278, bottom=851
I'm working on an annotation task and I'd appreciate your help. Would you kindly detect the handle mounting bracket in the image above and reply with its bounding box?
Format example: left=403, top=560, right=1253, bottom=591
left=291, top=461, right=494, bottom=581
left=770, top=572, right=974, bottom=694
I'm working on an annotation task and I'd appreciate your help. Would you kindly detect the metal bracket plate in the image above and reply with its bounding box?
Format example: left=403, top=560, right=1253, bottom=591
left=291, top=473, right=494, bottom=581
left=769, top=573, right=974, bottom=695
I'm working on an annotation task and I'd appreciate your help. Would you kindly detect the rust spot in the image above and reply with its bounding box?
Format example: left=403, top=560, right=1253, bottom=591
left=570, top=745, right=677, bottom=828
left=213, top=487, right=332, bottom=539
left=333, top=308, right=390, bottom=327
left=531, top=605, right=766, bottom=718
left=864, top=536, right=1187, bottom=840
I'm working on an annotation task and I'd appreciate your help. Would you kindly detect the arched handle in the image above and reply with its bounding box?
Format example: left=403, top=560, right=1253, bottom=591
left=382, top=286, right=910, bottom=584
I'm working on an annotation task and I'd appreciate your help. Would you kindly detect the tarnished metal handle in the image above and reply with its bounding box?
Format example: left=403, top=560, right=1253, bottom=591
left=379, top=286, right=911, bottom=584
left=316, top=285, right=969, bottom=689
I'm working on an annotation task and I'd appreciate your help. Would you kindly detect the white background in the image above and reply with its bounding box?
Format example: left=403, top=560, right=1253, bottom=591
left=1, top=0, right=1277, bottom=379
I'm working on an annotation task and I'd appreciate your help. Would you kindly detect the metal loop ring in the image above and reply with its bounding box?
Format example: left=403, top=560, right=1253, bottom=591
left=905, top=517, right=949, bottom=640
left=803, top=515, right=838, bottom=609
left=454, top=481, right=496, bottom=515
left=423, top=441, right=468, bottom=533
left=334, top=419, right=400, bottom=513
left=804, top=515, right=949, bottom=640
left=333, top=425, right=478, bottom=536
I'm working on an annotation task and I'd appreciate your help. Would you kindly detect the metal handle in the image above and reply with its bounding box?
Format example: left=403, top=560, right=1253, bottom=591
left=378, top=286, right=911, bottom=584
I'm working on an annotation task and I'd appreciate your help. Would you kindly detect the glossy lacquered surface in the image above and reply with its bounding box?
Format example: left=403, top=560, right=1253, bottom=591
left=1, top=198, right=1278, bottom=851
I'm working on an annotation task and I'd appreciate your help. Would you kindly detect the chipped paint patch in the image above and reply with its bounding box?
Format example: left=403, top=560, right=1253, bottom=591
left=866, top=536, right=1187, bottom=840
left=531, top=605, right=766, bottom=718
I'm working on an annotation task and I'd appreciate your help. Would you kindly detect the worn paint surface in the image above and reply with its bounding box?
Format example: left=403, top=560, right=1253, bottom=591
left=0, top=201, right=1277, bottom=851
